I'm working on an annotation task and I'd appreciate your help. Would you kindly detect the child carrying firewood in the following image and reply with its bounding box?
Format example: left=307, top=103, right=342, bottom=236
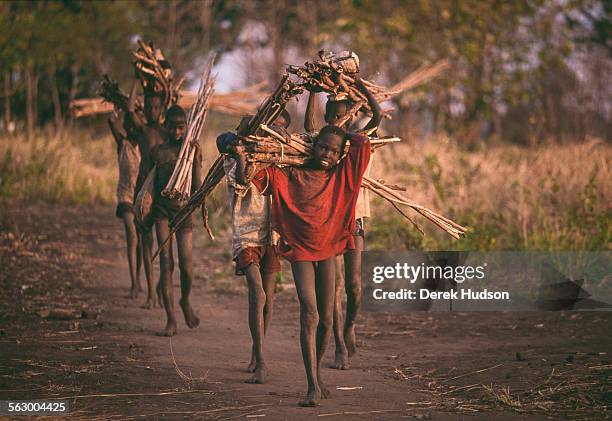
left=150, top=105, right=203, bottom=337
left=304, top=68, right=382, bottom=369
left=125, top=80, right=167, bottom=309
left=223, top=124, right=370, bottom=406
left=107, top=110, right=143, bottom=299
left=216, top=111, right=291, bottom=385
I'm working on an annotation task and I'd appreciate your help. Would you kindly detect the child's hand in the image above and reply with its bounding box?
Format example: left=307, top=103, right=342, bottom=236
left=216, top=132, right=238, bottom=154
left=108, top=111, right=121, bottom=129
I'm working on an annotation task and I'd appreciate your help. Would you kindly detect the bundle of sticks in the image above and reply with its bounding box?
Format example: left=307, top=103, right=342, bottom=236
left=240, top=125, right=400, bottom=168
left=288, top=51, right=449, bottom=127
left=236, top=125, right=466, bottom=239
left=287, top=50, right=384, bottom=106
left=162, top=54, right=216, bottom=201
left=133, top=40, right=183, bottom=109
left=69, top=75, right=139, bottom=117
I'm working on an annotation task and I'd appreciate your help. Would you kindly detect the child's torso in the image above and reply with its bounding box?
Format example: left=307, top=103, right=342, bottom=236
left=223, top=158, right=277, bottom=254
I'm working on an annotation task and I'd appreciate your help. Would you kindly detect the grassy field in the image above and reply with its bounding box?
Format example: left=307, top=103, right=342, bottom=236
left=0, top=129, right=117, bottom=204
left=1, top=129, right=609, bottom=251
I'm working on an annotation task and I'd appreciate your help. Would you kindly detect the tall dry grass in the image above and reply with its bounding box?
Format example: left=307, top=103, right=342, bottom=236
left=0, top=130, right=117, bottom=204
left=369, top=136, right=611, bottom=251
left=0, top=129, right=609, bottom=250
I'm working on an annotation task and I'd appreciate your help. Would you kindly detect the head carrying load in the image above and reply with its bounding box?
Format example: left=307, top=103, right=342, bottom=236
left=132, top=40, right=181, bottom=108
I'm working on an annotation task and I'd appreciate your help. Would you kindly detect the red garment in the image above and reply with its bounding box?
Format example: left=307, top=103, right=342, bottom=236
left=252, top=134, right=370, bottom=262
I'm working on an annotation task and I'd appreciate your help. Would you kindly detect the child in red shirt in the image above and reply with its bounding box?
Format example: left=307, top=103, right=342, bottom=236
left=228, top=125, right=370, bottom=406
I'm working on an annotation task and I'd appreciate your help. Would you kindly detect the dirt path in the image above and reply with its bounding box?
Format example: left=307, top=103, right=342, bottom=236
left=1, top=204, right=610, bottom=420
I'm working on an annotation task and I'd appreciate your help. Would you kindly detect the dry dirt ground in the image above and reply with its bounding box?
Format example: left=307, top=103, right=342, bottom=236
left=0, top=204, right=610, bottom=420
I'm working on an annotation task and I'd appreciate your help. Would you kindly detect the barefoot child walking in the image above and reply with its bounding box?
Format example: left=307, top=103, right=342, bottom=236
left=304, top=71, right=382, bottom=369
left=227, top=124, right=370, bottom=406
left=107, top=111, right=143, bottom=299
left=151, top=105, right=203, bottom=336
left=216, top=111, right=291, bottom=384
left=125, top=81, right=167, bottom=308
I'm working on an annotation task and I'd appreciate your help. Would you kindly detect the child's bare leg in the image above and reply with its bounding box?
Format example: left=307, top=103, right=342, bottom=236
left=292, top=261, right=321, bottom=407
left=244, top=265, right=268, bottom=383
left=176, top=227, right=199, bottom=329
left=344, top=235, right=363, bottom=356
left=314, top=257, right=336, bottom=398
left=155, top=248, right=174, bottom=309
left=247, top=343, right=257, bottom=373
left=122, top=211, right=142, bottom=298
left=140, top=227, right=159, bottom=309
left=155, top=219, right=177, bottom=336
left=262, top=271, right=276, bottom=334
left=136, top=232, right=142, bottom=284
left=247, top=270, right=276, bottom=373
left=331, top=256, right=349, bottom=369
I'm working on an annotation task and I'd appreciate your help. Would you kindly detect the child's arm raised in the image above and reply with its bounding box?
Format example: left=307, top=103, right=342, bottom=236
left=304, top=91, right=318, bottom=132
left=346, top=131, right=371, bottom=166
left=356, top=78, right=382, bottom=133
left=107, top=111, right=126, bottom=155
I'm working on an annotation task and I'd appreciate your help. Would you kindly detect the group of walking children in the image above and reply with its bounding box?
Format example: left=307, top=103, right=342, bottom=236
left=108, top=47, right=201, bottom=338
left=109, top=48, right=381, bottom=407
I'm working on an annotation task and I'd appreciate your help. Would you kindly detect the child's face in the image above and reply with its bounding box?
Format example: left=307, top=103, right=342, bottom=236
left=312, top=133, right=344, bottom=169
left=166, top=116, right=186, bottom=142
left=144, top=96, right=163, bottom=124
left=324, top=101, right=350, bottom=128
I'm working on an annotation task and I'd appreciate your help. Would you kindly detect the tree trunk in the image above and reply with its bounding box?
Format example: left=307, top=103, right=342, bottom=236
left=66, top=61, right=81, bottom=126
left=32, top=71, right=39, bottom=131
left=167, top=0, right=177, bottom=56
left=25, top=64, right=35, bottom=139
left=50, top=60, right=63, bottom=133
left=200, top=0, right=212, bottom=52
left=3, top=71, right=11, bottom=132
left=269, top=0, right=286, bottom=85
left=299, top=0, right=318, bottom=56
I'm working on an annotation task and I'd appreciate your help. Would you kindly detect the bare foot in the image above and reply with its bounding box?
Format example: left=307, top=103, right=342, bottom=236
left=140, top=297, right=159, bottom=310
left=247, top=353, right=256, bottom=373
left=245, top=365, right=267, bottom=384
left=156, top=320, right=177, bottom=337
left=127, top=287, right=139, bottom=299
left=179, top=298, right=200, bottom=329
left=298, top=387, right=321, bottom=407
left=331, top=350, right=349, bottom=370
left=344, top=324, right=357, bottom=357
left=319, top=379, right=331, bottom=399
